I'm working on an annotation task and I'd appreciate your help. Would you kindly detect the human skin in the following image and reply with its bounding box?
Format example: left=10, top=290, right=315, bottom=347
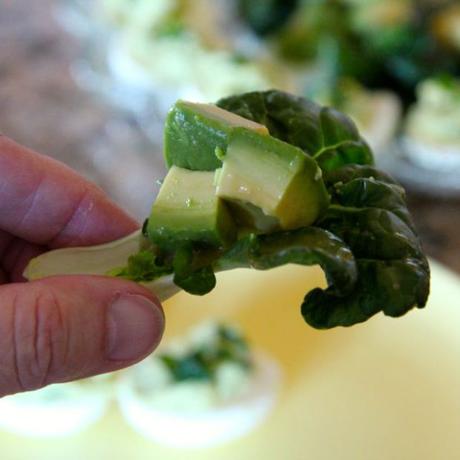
left=0, top=135, right=164, bottom=398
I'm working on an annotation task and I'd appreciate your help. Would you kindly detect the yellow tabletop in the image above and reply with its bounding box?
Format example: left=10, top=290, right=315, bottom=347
left=1, top=259, right=460, bottom=460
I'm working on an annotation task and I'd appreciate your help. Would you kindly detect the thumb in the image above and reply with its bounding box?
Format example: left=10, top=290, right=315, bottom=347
left=0, top=276, right=164, bottom=397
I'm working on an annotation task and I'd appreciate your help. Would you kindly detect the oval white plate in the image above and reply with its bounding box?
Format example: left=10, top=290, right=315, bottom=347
left=0, top=382, right=111, bottom=438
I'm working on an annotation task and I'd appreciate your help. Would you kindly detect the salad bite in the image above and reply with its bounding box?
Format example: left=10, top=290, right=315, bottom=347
left=25, top=90, right=430, bottom=329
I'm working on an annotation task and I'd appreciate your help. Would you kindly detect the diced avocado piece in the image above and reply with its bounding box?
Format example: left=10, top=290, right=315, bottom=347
left=164, top=101, right=269, bottom=171
left=147, top=166, right=236, bottom=250
left=215, top=128, right=330, bottom=230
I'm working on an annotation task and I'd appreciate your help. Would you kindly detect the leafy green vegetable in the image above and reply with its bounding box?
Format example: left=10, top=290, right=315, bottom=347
left=326, top=167, right=416, bottom=232
left=109, top=250, right=172, bottom=282
left=172, top=245, right=217, bottom=296
left=114, top=242, right=219, bottom=296
left=215, top=227, right=357, bottom=296
left=301, top=165, right=429, bottom=328
left=324, top=163, right=398, bottom=186
left=217, top=90, right=373, bottom=171
left=217, top=91, right=429, bottom=327
left=122, top=90, right=428, bottom=328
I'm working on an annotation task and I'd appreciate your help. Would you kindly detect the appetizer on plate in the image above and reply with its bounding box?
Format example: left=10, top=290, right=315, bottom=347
left=402, top=76, right=460, bottom=171
left=25, top=90, right=430, bottom=329
left=0, top=375, right=113, bottom=437
left=117, top=322, right=280, bottom=448
left=100, top=0, right=292, bottom=105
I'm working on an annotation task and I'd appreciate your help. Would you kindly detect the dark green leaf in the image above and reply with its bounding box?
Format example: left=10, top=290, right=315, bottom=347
left=216, top=227, right=358, bottom=297
left=324, top=164, right=398, bottom=186
left=173, top=265, right=216, bottom=296
left=302, top=165, right=430, bottom=328
left=172, top=245, right=217, bottom=296
left=303, top=257, right=429, bottom=329
left=330, top=177, right=415, bottom=231
left=217, top=90, right=373, bottom=169
left=319, top=206, right=420, bottom=261
left=109, top=250, right=172, bottom=282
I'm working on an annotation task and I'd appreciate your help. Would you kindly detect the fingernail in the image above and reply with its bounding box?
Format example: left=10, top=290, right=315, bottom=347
left=106, top=294, right=164, bottom=362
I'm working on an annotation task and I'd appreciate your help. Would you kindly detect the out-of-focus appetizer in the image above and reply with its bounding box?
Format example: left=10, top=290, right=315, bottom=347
left=0, top=375, right=114, bottom=437
left=116, top=322, right=281, bottom=448
left=100, top=0, right=294, bottom=107
left=402, top=76, right=460, bottom=171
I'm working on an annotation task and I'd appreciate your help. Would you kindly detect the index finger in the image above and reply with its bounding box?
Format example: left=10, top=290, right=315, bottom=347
left=0, top=135, right=138, bottom=248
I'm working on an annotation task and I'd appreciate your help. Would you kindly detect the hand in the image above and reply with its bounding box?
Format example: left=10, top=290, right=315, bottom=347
left=0, top=136, right=164, bottom=397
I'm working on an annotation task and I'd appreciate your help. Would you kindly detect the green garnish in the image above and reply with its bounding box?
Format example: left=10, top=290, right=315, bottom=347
left=159, top=324, right=252, bottom=383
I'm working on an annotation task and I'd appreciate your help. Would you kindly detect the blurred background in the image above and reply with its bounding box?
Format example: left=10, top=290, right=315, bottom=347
left=1, top=0, right=460, bottom=457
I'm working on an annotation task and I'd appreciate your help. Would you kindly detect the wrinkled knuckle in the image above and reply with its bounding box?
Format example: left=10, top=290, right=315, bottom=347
left=13, top=287, right=66, bottom=391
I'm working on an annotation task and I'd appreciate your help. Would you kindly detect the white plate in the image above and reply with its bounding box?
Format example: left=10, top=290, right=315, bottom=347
left=378, top=141, right=460, bottom=197
left=0, top=382, right=111, bottom=438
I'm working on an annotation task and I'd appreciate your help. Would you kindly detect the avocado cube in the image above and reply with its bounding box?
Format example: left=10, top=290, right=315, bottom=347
left=215, top=128, right=330, bottom=230
left=148, top=166, right=236, bottom=250
left=164, top=101, right=269, bottom=171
